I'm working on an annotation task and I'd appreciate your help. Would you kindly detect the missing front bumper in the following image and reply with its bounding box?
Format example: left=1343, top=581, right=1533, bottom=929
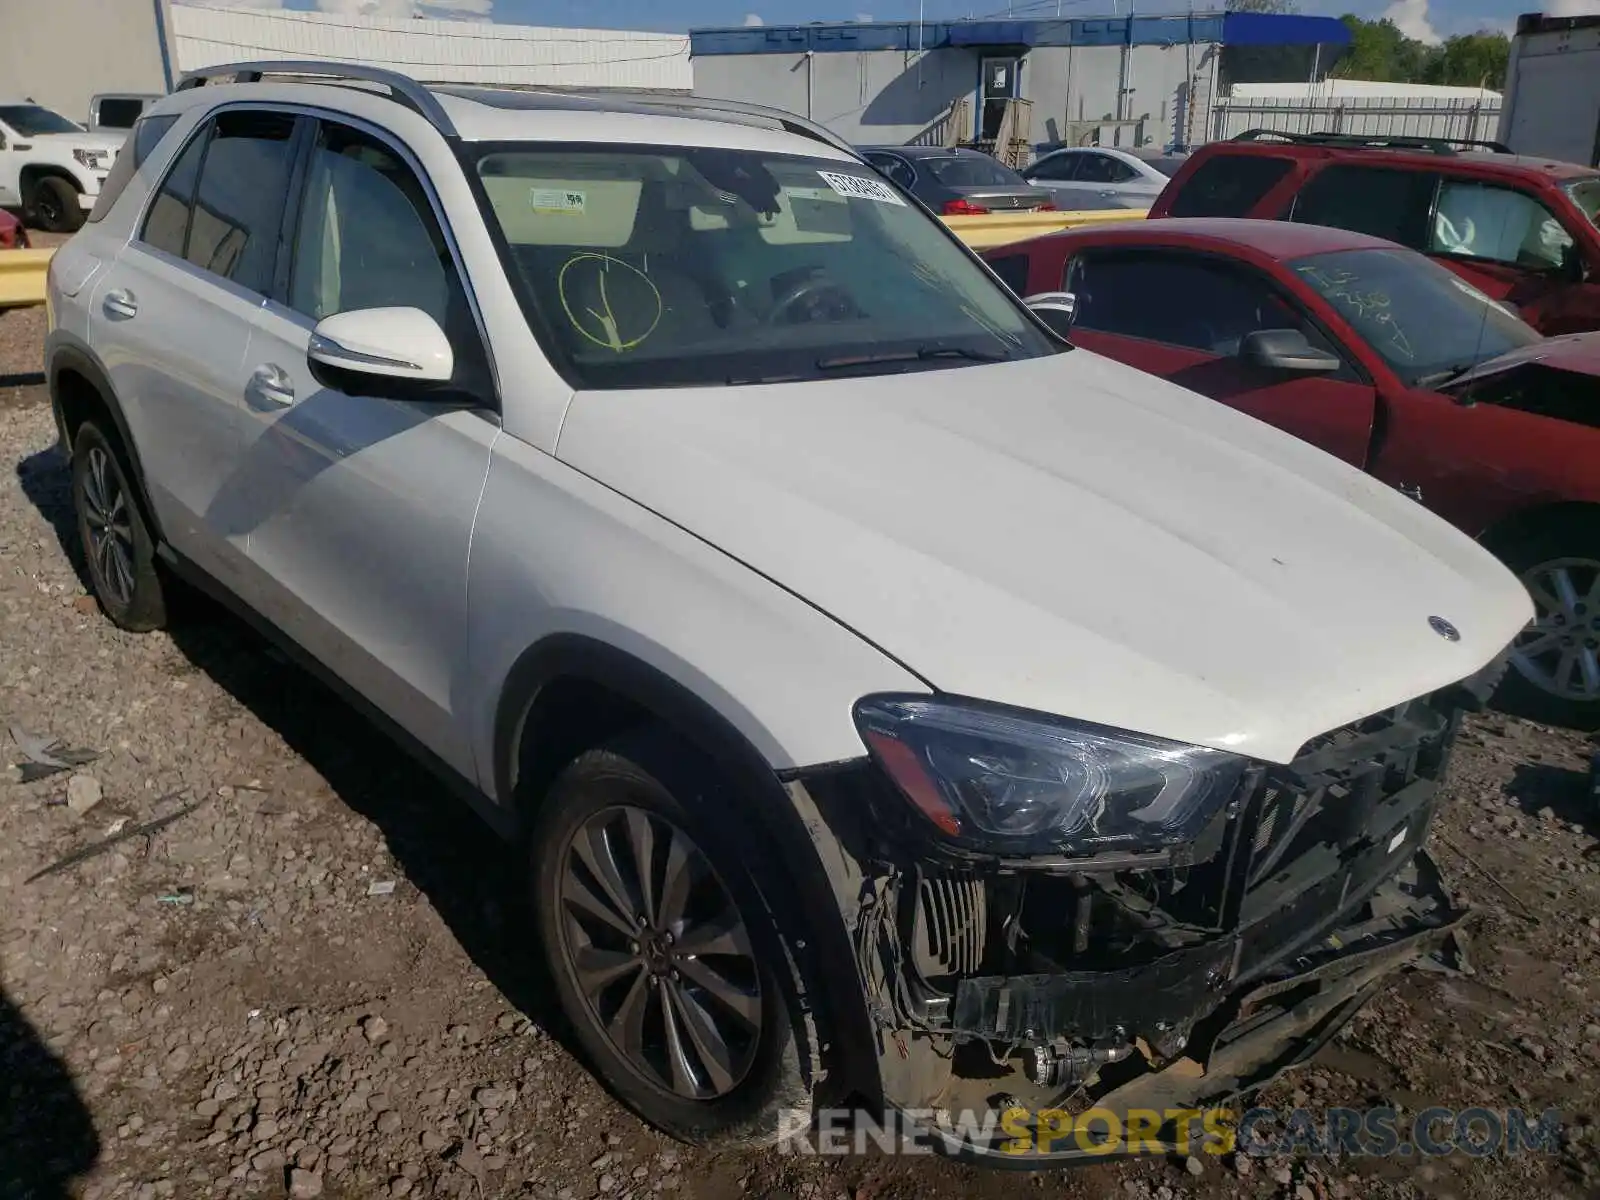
left=904, top=850, right=1467, bottom=1166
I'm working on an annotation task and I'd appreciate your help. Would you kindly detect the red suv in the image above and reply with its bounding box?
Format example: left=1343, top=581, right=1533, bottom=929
left=1149, top=130, right=1600, bottom=336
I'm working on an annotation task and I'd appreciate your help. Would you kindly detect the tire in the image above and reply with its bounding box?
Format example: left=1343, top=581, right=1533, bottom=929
left=529, top=727, right=815, bottom=1147
left=25, top=175, right=84, bottom=233
left=70, top=421, right=168, bottom=632
left=1486, top=512, right=1600, bottom=731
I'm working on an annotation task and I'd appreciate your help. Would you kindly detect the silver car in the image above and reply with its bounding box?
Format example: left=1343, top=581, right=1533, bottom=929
left=1021, top=146, right=1187, bottom=210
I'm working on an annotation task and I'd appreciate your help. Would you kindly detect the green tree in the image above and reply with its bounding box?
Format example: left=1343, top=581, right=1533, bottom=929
left=1330, top=15, right=1510, bottom=89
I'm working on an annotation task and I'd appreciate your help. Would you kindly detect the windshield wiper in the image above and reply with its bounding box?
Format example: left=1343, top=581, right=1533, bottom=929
left=1414, top=362, right=1479, bottom=389
left=816, top=346, right=1009, bottom=372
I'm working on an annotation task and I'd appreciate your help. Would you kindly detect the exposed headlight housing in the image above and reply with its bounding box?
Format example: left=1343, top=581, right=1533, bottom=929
left=73, top=148, right=110, bottom=169
left=854, top=696, right=1248, bottom=859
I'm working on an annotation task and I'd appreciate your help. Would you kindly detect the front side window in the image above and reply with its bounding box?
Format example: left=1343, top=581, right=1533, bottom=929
left=0, top=104, right=83, bottom=136
left=1067, top=250, right=1317, bottom=357
left=1168, top=154, right=1293, bottom=218
left=289, top=122, right=457, bottom=325
left=1027, top=153, right=1079, bottom=183
left=1430, top=180, right=1575, bottom=272
left=1566, top=177, right=1600, bottom=232
left=1075, top=154, right=1137, bottom=185
left=1292, top=165, right=1437, bottom=248
left=473, top=145, right=1057, bottom=389
left=1291, top=248, right=1541, bottom=386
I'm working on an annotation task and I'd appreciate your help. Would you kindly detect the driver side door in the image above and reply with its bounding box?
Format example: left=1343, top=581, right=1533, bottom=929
left=1064, top=247, right=1379, bottom=466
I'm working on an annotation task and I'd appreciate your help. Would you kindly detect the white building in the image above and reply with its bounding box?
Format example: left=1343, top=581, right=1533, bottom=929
left=171, top=4, right=693, bottom=93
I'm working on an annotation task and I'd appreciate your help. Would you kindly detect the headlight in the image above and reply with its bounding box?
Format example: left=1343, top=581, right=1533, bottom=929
left=854, top=696, right=1247, bottom=858
left=72, top=148, right=110, bottom=169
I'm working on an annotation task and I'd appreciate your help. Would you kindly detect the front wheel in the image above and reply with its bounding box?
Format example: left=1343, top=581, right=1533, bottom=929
left=529, top=728, right=814, bottom=1147
left=1490, top=513, right=1600, bottom=730
left=25, top=176, right=84, bottom=233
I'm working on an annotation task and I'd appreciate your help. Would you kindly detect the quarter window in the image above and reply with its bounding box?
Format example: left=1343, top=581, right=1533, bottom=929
left=89, top=113, right=180, bottom=223
left=1429, top=180, right=1575, bottom=271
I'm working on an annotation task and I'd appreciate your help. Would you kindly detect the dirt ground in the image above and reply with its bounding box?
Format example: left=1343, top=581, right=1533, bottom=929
left=2, top=297, right=1598, bottom=1200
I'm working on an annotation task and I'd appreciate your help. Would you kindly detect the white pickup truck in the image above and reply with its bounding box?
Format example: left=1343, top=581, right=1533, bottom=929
left=0, top=101, right=126, bottom=232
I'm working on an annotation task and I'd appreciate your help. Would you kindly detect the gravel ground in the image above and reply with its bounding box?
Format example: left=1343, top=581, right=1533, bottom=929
left=1, top=303, right=1598, bottom=1200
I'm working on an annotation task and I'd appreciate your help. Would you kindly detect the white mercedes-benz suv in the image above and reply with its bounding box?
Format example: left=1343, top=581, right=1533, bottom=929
left=46, top=62, right=1531, bottom=1163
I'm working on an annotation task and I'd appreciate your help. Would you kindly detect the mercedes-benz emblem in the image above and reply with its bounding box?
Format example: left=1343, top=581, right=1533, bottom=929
left=1429, top=616, right=1461, bottom=642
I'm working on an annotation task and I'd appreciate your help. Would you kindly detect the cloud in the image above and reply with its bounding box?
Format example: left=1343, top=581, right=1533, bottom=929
left=1382, top=0, right=1440, bottom=45
left=191, top=0, right=493, bottom=18
left=743, top=12, right=764, bottom=25
left=317, top=0, right=493, bottom=16
left=855, top=11, right=874, bottom=19
left=1546, top=0, right=1600, bottom=14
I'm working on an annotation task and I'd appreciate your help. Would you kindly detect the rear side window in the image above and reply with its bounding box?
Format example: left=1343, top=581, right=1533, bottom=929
left=95, top=98, right=148, bottom=130
left=184, top=111, right=298, bottom=295
left=1167, top=154, right=1293, bottom=218
left=87, top=114, right=179, bottom=224
left=1291, top=165, right=1437, bottom=248
left=140, top=125, right=208, bottom=256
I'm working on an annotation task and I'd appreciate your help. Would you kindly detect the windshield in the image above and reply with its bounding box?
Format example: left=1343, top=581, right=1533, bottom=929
left=0, top=104, right=83, bottom=136
left=1291, top=248, right=1541, bottom=386
left=1567, top=177, right=1600, bottom=231
left=473, top=144, right=1057, bottom=389
left=923, top=155, right=1026, bottom=187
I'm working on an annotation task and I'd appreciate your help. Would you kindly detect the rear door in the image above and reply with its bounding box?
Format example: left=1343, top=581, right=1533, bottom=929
left=91, top=109, right=303, bottom=582
left=230, top=115, right=498, bottom=778
left=1064, top=247, right=1378, bottom=465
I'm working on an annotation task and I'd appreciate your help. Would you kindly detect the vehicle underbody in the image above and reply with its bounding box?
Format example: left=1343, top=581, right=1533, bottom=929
left=801, top=693, right=1473, bottom=1163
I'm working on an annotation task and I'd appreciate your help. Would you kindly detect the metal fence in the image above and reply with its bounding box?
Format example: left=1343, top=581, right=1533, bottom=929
left=1209, top=95, right=1504, bottom=146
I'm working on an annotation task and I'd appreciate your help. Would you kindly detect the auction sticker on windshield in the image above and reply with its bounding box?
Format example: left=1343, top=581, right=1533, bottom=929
left=817, top=170, right=906, bottom=206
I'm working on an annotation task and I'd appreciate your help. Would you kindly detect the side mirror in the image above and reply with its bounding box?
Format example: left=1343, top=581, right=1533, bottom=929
left=1024, top=291, right=1077, bottom=338
left=1240, top=328, right=1341, bottom=375
left=308, top=307, right=454, bottom=395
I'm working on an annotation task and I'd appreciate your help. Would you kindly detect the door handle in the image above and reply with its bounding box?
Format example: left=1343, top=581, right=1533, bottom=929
left=245, top=364, right=295, bottom=409
left=102, top=288, right=137, bottom=320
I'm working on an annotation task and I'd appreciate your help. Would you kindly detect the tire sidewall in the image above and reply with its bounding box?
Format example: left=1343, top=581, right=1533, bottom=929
left=71, top=422, right=165, bottom=631
left=1488, top=514, right=1600, bottom=731
left=529, top=729, right=816, bottom=1147
left=28, top=176, right=84, bottom=233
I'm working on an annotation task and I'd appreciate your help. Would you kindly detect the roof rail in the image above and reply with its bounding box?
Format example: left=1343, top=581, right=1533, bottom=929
left=600, top=93, right=860, bottom=157
left=1231, top=128, right=1512, bottom=156
left=175, top=60, right=458, bottom=137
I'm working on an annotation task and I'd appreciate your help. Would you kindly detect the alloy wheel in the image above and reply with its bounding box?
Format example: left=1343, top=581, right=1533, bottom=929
left=556, top=805, right=762, bottom=1101
left=82, top=446, right=136, bottom=606
left=1511, top=557, right=1600, bottom=704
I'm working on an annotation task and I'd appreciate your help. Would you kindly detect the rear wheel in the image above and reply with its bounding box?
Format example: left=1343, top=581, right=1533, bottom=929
left=1489, top=513, right=1600, bottom=731
left=529, top=728, right=813, bottom=1146
left=25, top=175, right=84, bottom=233
left=71, top=421, right=168, bottom=631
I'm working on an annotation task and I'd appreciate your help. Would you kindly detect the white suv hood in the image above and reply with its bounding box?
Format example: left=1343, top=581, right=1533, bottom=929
left=556, top=349, right=1533, bottom=764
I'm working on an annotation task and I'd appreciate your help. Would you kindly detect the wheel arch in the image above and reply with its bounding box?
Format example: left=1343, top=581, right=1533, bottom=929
left=494, top=632, right=880, bottom=1106
left=1476, top=499, right=1600, bottom=556
left=20, top=163, right=86, bottom=194
left=48, top=343, right=166, bottom=543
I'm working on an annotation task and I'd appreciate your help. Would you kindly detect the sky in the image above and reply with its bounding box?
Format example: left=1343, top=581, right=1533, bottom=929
left=197, top=0, right=1600, bottom=43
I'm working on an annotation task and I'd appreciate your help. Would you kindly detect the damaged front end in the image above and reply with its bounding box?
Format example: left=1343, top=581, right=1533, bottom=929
left=800, top=692, right=1473, bottom=1164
